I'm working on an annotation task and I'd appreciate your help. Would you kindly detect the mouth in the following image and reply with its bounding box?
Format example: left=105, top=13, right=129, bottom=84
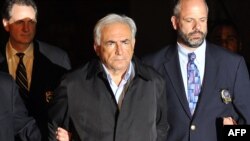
left=21, top=34, right=33, bottom=39
left=114, top=58, right=126, bottom=62
left=191, top=35, right=201, bottom=40
left=189, top=32, right=203, bottom=39
left=21, top=34, right=31, bottom=37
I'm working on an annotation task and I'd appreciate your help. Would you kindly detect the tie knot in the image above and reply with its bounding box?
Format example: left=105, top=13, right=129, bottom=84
left=16, top=53, right=25, bottom=59
left=188, top=52, right=196, bottom=61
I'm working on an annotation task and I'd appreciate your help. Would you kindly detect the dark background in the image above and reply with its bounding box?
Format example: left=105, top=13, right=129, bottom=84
left=1, top=0, right=250, bottom=69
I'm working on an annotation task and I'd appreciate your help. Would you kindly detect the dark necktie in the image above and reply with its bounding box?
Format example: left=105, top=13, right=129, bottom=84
left=16, top=53, right=29, bottom=95
left=187, top=52, right=201, bottom=115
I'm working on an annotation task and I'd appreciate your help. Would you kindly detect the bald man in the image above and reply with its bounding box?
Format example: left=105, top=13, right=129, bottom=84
left=143, top=0, right=250, bottom=141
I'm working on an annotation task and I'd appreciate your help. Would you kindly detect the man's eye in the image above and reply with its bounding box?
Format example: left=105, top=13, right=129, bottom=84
left=200, top=18, right=207, bottom=22
left=108, top=42, right=114, bottom=46
left=185, top=19, right=193, bottom=23
left=13, top=20, right=36, bottom=25
left=121, top=39, right=131, bottom=46
left=106, top=42, right=116, bottom=47
left=14, top=21, right=24, bottom=24
left=122, top=41, right=129, bottom=45
left=29, top=20, right=36, bottom=24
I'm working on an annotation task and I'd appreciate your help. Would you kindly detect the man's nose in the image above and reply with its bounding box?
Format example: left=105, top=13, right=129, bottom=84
left=115, top=44, right=123, bottom=55
left=22, top=22, right=30, bottom=32
left=193, top=21, right=201, bottom=30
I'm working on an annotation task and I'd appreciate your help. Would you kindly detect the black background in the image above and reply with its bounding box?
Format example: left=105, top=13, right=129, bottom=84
left=1, top=0, right=250, bottom=69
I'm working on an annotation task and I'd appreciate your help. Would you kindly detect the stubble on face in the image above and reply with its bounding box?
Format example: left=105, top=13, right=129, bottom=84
left=177, top=28, right=207, bottom=48
left=174, top=0, right=208, bottom=49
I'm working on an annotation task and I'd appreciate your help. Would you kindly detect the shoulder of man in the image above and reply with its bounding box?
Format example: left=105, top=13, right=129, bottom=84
left=142, top=44, right=175, bottom=70
left=133, top=56, right=165, bottom=81
left=35, top=40, right=71, bottom=70
left=207, top=41, right=244, bottom=62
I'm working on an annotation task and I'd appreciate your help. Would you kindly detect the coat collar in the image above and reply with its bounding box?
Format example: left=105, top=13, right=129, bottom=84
left=163, top=45, right=192, bottom=118
left=86, top=56, right=151, bottom=81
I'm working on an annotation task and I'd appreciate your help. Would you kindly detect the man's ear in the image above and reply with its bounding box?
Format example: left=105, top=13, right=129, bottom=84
left=171, top=16, right=178, bottom=30
left=132, top=39, right=136, bottom=50
left=94, top=43, right=99, bottom=56
left=2, top=19, right=10, bottom=31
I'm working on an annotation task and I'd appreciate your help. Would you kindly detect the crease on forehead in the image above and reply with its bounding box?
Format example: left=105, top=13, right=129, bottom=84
left=8, top=5, right=36, bottom=24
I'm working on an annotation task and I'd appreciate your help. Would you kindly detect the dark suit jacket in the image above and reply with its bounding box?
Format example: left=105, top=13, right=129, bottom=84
left=0, top=71, right=41, bottom=141
left=48, top=58, right=169, bottom=141
left=0, top=40, right=71, bottom=141
left=143, top=42, right=250, bottom=141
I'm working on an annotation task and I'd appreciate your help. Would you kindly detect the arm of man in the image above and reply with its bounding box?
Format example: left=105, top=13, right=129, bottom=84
left=12, top=77, right=41, bottom=141
left=231, top=57, right=250, bottom=124
left=48, top=79, right=70, bottom=141
left=156, top=78, right=169, bottom=141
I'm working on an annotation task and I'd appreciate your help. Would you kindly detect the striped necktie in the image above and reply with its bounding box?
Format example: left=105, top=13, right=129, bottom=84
left=16, top=53, right=29, bottom=95
left=187, top=52, right=201, bottom=115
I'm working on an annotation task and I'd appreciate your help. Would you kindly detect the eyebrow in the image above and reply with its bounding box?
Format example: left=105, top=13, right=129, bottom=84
left=105, top=38, right=130, bottom=43
left=121, top=39, right=130, bottom=42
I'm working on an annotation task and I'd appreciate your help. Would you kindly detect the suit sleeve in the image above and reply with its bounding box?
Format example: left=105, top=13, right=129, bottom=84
left=233, top=57, right=250, bottom=124
left=48, top=79, right=70, bottom=141
left=156, top=78, right=169, bottom=141
left=12, top=78, right=41, bottom=141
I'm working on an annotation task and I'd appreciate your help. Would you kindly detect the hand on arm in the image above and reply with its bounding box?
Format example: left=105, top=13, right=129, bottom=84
left=223, top=117, right=237, bottom=125
left=56, top=127, right=72, bottom=141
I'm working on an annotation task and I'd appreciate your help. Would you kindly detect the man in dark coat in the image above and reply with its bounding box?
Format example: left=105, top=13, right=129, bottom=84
left=1, top=0, right=71, bottom=140
left=48, top=13, right=169, bottom=141
left=0, top=71, right=41, bottom=141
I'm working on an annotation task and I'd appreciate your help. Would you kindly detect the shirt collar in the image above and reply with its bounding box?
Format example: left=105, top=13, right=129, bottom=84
left=102, top=61, right=134, bottom=84
left=177, top=40, right=206, bottom=64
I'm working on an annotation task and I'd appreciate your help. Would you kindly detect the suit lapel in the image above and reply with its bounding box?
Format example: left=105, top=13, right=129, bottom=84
left=29, top=42, right=55, bottom=95
left=29, top=41, right=39, bottom=93
left=164, top=46, right=192, bottom=118
left=29, top=42, right=54, bottom=96
left=193, top=43, right=219, bottom=117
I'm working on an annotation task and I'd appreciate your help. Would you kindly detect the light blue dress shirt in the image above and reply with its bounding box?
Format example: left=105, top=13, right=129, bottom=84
left=102, top=62, right=135, bottom=103
left=177, top=40, right=206, bottom=100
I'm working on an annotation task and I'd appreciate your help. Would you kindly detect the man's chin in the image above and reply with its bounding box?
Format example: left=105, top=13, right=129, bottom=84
left=19, top=39, right=33, bottom=44
left=112, top=63, right=129, bottom=70
left=188, top=40, right=203, bottom=48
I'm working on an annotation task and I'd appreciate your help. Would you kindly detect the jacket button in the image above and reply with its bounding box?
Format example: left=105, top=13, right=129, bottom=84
left=191, top=125, right=196, bottom=130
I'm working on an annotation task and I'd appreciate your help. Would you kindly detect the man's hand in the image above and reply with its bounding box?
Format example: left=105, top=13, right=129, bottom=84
left=223, top=117, right=237, bottom=125
left=56, top=127, right=72, bottom=141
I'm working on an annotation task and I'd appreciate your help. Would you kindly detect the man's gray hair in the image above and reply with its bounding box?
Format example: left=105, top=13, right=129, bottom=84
left=93, top=13, right=137, bottom=46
